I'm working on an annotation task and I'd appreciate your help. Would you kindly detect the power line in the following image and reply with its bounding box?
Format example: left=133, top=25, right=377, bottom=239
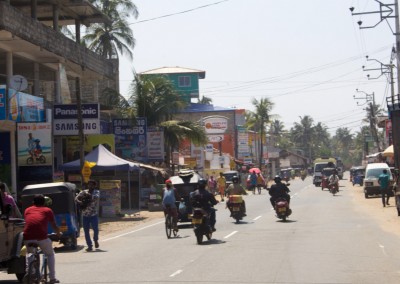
left=130, top=0, right=230, bottom=25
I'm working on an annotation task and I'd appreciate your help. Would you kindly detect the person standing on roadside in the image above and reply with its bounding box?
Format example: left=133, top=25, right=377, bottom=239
left=208, top=175, right=217, bottom=195
left=378, top=169, right=391, bottom=207
left=75, top=180, right=100, bottom=251
left=23, top=194, right=61, bottom=284
left=217, top=172, right=226, bottom=202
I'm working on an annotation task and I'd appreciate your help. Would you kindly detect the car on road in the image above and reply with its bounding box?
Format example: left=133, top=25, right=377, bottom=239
left=363, top=163, right=393, bottom=199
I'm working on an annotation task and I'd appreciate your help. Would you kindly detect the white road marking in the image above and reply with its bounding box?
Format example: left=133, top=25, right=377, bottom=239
left=102, top=220, right=164, bottom=242
left=378, top=242, right=388, bottom=256
left=253, top=215, right=262, bottom=221
left=224, top=231, right=238, bottom=239
left=170, top=269, right=183, bottom=277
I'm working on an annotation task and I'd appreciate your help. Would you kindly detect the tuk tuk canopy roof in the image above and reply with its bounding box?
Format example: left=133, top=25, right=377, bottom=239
left=61, top=144, right=140, bottom=171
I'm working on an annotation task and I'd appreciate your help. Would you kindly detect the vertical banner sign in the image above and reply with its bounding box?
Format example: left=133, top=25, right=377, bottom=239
left=147, top=127, right=164, bottom=162
left=17, top=122, right=52, bottom=166
left=113, top=118, right=147, bottom=162
left=237, top=126, right=250, bottom=159
left=99, top=180, right=121, bottom=217
left=0, top=132, right=11, bottom=185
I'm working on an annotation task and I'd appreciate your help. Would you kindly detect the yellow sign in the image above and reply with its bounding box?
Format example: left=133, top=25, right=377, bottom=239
left=81, top=161, right=96, bottom=183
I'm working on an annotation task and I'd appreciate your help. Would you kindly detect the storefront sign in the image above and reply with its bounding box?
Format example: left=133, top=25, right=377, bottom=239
left=53, top=103, right=100, bottom=135
left=202, top=116, right=228, bottom=134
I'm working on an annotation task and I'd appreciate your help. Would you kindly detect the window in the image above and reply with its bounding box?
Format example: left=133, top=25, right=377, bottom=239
left=178, top=76, right=191, bottom=87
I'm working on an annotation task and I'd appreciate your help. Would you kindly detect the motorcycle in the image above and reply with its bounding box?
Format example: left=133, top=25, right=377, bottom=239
left=329, top=183, right=338, bottom=195
left=191, top=208, right=213, bottom=244
left=274, top=197, right=291, bottom=222
left=227, top=195, right=245, bottom=223
left=321, top=176, right=329, bottom=191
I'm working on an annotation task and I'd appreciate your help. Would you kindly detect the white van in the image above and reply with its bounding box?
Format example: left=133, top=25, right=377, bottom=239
left=363, top=163, right=393, bottom=198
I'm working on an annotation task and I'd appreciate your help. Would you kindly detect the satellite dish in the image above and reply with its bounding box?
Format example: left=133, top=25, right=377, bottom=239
left=9, top=75, right=28, bottom=91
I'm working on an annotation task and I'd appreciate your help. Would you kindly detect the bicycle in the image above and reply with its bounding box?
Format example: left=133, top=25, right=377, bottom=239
left=164, top=205, right=178, bottom=239
left=23, top=234, right=59, bottom=284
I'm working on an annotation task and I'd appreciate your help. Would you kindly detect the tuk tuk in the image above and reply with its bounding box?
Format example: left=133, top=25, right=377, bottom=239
left=169, top=169, right=202, bottom=223
left=21, top=182, right=79, bottom=250
left=352, top=166, right=366, bottom=186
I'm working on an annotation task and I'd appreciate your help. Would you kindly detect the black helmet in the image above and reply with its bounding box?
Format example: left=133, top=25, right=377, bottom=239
left=274, top=175, right=282, bottom=183
left=232, top=176, right=239, bottom=183
left=198, top=178, right=207, bottom=189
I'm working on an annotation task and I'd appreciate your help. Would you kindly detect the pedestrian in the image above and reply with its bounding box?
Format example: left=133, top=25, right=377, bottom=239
left=378, top=169, right=391, bottom=207
left=75, top=180, right=100, bottom=251
left=250, top=171, right=257, bottom=194
left=208, top=175, right=217, bottom=195
left=0, top=182, right=18, bottom=217
left=217, top=172, right=226, bottom=202
left=23, top=194, right=61, bottom=284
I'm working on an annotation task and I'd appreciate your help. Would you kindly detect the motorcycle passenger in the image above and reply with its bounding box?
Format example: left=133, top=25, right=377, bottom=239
left=269, top=175, right=291, bottom=208
left=226, top=176, right=248, bottom=216
left=190, top=178, right=219, bottom=231
left=328, top=169, right=340, bottom=192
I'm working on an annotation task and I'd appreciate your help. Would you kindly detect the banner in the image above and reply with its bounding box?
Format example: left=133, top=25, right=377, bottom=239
left=65, top=134, right=115, bottom=162
left=99, top=180, right=121, bottom=217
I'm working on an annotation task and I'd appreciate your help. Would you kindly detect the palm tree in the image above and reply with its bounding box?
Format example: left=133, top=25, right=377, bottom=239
left=291, top=115, right=315, bottom=161
left=198, top=96, right=213, bottom=104
left=251, top=97, right=274, bottom=169
left=99, top=87, right=132, bottom=117
left=83, top=0, right=139, bottom=59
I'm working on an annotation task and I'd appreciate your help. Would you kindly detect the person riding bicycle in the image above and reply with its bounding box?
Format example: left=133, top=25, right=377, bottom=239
left=269, top=175, right=291, bottom=208
left=23, top=194, right=61, bottom=284
left=162, top=179, right=180, bottom=231
left=226, top=175, right=248, bottom=216
left=328, top=169, right=340, bottom=192
left=190, top=178, right=219, bottom=231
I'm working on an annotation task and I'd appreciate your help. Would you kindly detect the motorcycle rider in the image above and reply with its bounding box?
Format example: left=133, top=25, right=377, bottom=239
left=269, top=175, right=291, bottom=208
left=226, top=176, right=248, bottom=216
left=328, top=169, right=340, bottom=192
left=190, top=178, right=219, bottom=231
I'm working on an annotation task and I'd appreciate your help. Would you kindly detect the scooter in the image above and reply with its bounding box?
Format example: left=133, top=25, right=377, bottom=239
left=329, top=183, right=338, bottom=195
left=274, top=197, right=291, bottom=222
left=227, top=195, right=245, bottom=223
left=191, top=208, right=213, bottom=244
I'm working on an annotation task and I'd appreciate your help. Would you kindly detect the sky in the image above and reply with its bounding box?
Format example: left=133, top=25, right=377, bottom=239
left=118, top=0, right=397, bottom=136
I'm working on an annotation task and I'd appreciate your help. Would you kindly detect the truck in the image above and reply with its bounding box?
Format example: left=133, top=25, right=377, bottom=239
left=313, top=157, right=337, bottom=187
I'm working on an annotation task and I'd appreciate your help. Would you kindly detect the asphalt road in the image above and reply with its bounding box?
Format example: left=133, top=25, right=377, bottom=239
left=2, top=173, right=400, bottom=284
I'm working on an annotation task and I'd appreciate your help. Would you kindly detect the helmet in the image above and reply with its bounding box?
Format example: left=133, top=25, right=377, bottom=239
left=274, top=175, right=282, bottom=183
left=198, top=178, right=207, bottom=189
left=232, top=176, right=239, bottom=183
left=44, top=196, right=52, bottom=207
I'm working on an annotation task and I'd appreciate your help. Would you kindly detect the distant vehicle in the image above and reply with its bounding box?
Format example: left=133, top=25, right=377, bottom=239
left=313, top=157, right=337, bottom=187
left=223, top=170, right=241, bottom=188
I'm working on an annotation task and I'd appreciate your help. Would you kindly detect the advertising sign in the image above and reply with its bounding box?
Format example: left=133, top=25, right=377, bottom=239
left=53, top=103, right=100, bottom=135
left=65, top=134, right=115, bottom=162
left=99, top=180, right=121, bottom=217
left=0, top=132, right=11, bottom=185
left=147, top=127, right=164, bottom=162
left=0, top=85, right=45, bottom=122
left=202, top=116, right=228, bottom=134
left=17, top=122, right=52, bottom=166
left=113, top=118, right=147, bottom=162
left=207, top=135, right=224, bottom=143
left=237, top=126, right=250, bottom=158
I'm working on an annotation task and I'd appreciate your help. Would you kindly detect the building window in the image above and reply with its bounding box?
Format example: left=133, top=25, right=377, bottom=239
left=178, top=76, right=191, bottom=87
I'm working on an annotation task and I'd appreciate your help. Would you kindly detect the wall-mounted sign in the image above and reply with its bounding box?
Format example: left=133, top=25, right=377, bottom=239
left=207, top=135, right=224, bottom=142
left=202, top=116, right=228, bottom=134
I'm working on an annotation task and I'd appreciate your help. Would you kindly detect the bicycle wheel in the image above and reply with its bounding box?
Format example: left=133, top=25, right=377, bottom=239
left=25, top=256, right=40, bottom=284
left=165, top=214, right=172, bottom=239
left=41, top=257, right=48, bottom=284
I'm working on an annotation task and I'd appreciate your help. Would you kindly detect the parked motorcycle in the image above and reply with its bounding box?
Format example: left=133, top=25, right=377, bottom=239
left=329, top=183, right=338, bottom=195
left=274, top=197, right=291, bottom=222
left=227, top=195, right=245, bottom=223
left=191, top=208, right=213, bottom=244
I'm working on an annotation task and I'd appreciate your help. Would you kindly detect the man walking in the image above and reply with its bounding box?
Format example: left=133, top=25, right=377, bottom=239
left=75, top=180, right=100, bottom=251
left=378, top=169, right=391, bottom=207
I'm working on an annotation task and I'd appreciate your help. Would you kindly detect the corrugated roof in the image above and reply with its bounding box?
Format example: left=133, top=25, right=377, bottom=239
left=180, top=103, right=235, bottom=113
left=139, top=67, right=206, bottom=79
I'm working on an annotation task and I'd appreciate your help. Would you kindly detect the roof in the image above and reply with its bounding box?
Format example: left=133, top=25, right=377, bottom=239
left=181, top=103, right=235, bottom=113
left=139, top=67, right=206, bottom=79
left=10, top=0, right=110, bottom=26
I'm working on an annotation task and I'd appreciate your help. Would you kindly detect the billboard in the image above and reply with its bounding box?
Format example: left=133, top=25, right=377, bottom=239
left=17, top=122, right=52, bottom=166
left=53, top=103, right=100, bottom=135
left=147, top=127, right=164, bottom=162
left=65, top=134, right=115, bottom=162
left=113, top=118, right=147, bottom=162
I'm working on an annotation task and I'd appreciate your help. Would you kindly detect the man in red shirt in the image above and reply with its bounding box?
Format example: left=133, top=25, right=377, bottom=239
left=24, top=194, right=61, bottom=284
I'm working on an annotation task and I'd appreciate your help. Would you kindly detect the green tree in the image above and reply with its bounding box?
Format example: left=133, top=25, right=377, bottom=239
left=197, top=96, right=213, bottom=104
left=291, top=115, right=315, bottom=161
left=251, top=98, right=274, bottom=169
left=84, top=0, right=138, bottom=59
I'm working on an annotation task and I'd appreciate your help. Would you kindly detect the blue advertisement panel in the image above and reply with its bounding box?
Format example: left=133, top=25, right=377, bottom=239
left=0, top=132, right=11, bottom=185
left=17, top=122, right=52, bottom=166
left=113, top=118, right=147, bottom=162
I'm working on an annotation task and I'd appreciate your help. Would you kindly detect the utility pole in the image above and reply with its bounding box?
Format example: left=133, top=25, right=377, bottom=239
left=350, top=0, right=400, bottom=167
